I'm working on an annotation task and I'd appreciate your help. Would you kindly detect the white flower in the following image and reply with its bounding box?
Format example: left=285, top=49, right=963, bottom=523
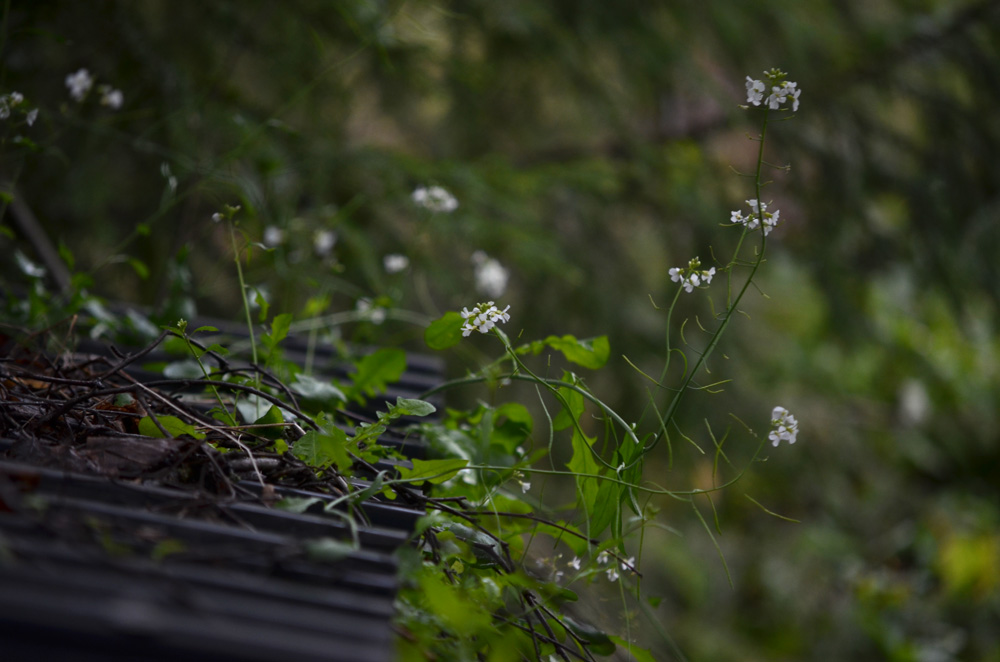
left=606, top=567, right=620, bottom=582
left=356, top=298, right=386, bottom=325
left=383, top=253, right=409, bottom=274
left=412, top=185, right=458, bottom=213
left=745, top=76, right=765, bottom=106
left=460, top=301, right=510, bottom=337
left=732, top=199, right=782, bottom=235
left=472, top=251, right=509, bottom=298
left=313, top=229, right=337, bottom=257
left=26, top=108, right=38, bottom=126
left=160, top=162, right=177, bottom=193
left=768, top=406, right=799, bottom=446
left=596, top=551, right=610, bottom=565
left=211, top=212, right=224, bottom=223
left=65, top=69, right=94, bottom=101
left=7, top=92, right=22, bottom=106
left=568, top=557, right=581, bottom=571
left=621, top=556, right=635, bottom=572
left=99, top=85, right=123, bottom=110
left=263, top=226, right=285, bottom=247
left=520, top=480, right=531, bottom=494
left=669, top=257, right=714, bottom=293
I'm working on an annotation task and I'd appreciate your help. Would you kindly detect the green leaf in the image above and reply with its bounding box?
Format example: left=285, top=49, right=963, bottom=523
left=264, top=312, right=293, bottom=348
left=304, top=537, right=358, bottom=563
left=552, top=385, right=585, bottom=432
left=562, top=616, right=616, bottom=656
left=128, top=258, right=150, bottom=280
left=251, top=404, right=285, bottom=440
left=397, top=458, right=469, bottom=485
left=290, top=373, right=346, bottom=404
left=346, top=348, right=406, bottom=403
left=138, top=415, right=205, bottom=440
left=389, top=397, right=437, bottom=418
left=292, top=425, right=351, bottom=471
left=517, top=334, right=610, bottom=369
left=424, top=311, right=465, bottom=350
left=608, top=636, right=655, bottom=662
left=491, top=402, right=533, bottom=453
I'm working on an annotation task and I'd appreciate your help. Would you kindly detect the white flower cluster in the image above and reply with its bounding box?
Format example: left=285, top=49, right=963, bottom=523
left=65, top=68, right=124, bottom=109
left=460, top=301, right=510, bottom=337
left=669, top=256, right=716, bottom=293
left=412, top=185, right=458, bottom=213
left=383, top=253, right=409, bottom=274
left=769, top=406, right=799, bottom=446
left=587, top=551, right=635, bottom=582
left=731, top=198, right=781, bottom=236
left=471, top=250, right=509, bottom=298
left=745, top=68, right=800, bottom=111
left=0, top=91, right=37, bottom=126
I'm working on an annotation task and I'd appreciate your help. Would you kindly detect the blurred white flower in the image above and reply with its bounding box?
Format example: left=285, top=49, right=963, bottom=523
left=596, top=551, right=609, bottom=565
left=356, top=298, right=386, bottom=325
left=471, top=250, right=509, bottom=298
left=568, top=557, right=581, bottom=570
left=26, top=108, right=38, bottom=126
left=99, top=84, right=124, bottom=110
left=768, top=406, right=799, bottom=446
left=263, top=226, right=285, bottom=247
left=160, top=162, right=177, bottom=193
left=460, top=301, right=510, bottom=337
left=313, top=229, right=337, bottom=257
left=211, top=212, right=224, bottom=223
left=747, top=70, right=800, bottom=112
left=65, top=68, right=94, bottom=101
left=383, top=253, right=409, bottom=274
left=412, top=185, right=458, bottom=213
left=606, top=567, right=620, bottom=582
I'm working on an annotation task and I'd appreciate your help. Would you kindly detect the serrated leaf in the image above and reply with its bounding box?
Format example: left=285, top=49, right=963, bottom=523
left=346, top=348, right=406, bottom=403
left=424, top=311, right=465, bottom=350
left=138, top=415, right=205, bottom=440
left=292, top=426, right=351, bottom=471
left=397, top=457, right=468, bottom=485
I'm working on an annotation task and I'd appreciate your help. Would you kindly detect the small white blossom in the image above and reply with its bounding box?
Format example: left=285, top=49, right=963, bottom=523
left=412, top=185, right=458, bottom=213
left=313, top=229, right=337, bottom=257
left=460, top=301, right=510, bottom=337
left=745, top=76, right=765, bottom=106
left=596, top=551, right=609, bottom=565
left=383, top=253, right=409, bottom=274
left=211, top=212, right=224, bottom=223
left=26, top=108, right=38, bottom=126
left=99, top=85, right=123, bottom=110
left=356, top=298, right=386, bottom=325
left=471, top=250, right=509, bottom=298
left=621, top=556, right=635, bottom=572
left=768, top=406, right=799, bottom=446
left=263, top=226, right=285, bottom=247
left=669, top=257, right=715, bottom=293
left=606, top=567, right=620, bottom=582
left=568, top=557, right=581, bottom=571
left=160, top=162, right=177, bottom=193
left=66, top=68, right=94, bottom=101
left=731, top=198, right=782, bottom=236
left=745, top=70, right=801, bottom=112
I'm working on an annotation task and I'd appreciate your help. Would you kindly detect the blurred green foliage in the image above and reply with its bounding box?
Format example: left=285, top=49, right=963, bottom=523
left=2, top=1, right=999, bottom=659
